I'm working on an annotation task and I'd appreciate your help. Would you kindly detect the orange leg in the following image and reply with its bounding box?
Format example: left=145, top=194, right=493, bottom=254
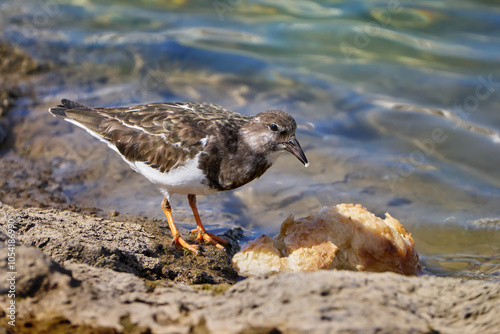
left=161, top=197, right=200, bottom=254
left=188, top=194, right=228, bottom=250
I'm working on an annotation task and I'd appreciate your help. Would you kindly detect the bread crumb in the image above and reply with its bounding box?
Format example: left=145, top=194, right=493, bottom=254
left=232, top=204, right=422, bottom=276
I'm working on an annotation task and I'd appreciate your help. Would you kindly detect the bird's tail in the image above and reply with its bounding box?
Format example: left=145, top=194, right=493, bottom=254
left=48, top=99, right=108, bottom=136
left=48, top=99, right=92, bottom=119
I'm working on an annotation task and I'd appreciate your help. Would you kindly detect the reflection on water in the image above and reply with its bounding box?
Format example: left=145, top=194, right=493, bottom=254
left=2, top=0, right=500, bottom=281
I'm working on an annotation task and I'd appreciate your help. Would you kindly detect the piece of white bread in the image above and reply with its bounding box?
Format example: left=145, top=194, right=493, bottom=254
left=232, top=204, right=422, bottom=276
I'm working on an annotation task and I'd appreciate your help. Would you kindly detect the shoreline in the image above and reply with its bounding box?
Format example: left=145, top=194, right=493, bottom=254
left=1, top=40, right=499, bottom=334
left=1, top=202, right=499, bottom=334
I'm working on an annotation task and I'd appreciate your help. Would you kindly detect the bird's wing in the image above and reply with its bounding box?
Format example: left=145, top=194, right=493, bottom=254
left=49, top=100, right=249, bottom=173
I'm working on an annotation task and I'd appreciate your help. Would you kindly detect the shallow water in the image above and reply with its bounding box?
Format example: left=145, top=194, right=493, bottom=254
left=2, top=0, right=500, bottom=281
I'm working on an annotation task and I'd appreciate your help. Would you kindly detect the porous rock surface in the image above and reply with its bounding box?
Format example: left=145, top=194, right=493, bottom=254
left=0, top=203, right=499, bottom=334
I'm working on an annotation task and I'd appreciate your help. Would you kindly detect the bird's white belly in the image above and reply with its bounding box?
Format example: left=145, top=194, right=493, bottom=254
left=132, top=155, right=217, bottom=197
left=64, top=120, right=216, bottom=197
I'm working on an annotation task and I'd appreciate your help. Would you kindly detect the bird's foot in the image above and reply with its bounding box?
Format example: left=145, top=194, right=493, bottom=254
left=171, top=234, right=201, bottom=255
left=190, top=227, right=228, bottom=250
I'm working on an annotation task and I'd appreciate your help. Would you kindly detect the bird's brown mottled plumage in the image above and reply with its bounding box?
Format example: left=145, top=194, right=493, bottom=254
left=50, top=100, right=253, bottom=176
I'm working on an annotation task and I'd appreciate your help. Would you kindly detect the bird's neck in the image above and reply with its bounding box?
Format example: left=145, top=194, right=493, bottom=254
left=228, top=132, right=275, bottom=184
left=202, top=129, right=275, bottom=191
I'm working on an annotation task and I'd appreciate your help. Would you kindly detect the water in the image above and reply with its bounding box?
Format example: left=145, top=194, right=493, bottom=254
left=1, top=0, right=500, bottom=281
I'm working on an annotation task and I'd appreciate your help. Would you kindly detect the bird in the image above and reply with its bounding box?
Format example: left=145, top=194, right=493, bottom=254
left=48, top=99, right=308, bottom=254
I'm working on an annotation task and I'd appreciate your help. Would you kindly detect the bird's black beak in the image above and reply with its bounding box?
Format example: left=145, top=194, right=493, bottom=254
left=284, top=137, right=309, bottom=167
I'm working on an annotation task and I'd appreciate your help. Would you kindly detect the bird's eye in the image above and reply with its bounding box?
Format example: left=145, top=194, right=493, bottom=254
left=269, top=123, right=279, bottom=132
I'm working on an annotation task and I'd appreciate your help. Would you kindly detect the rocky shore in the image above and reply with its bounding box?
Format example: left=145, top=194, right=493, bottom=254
left=1, top=203, right=499, bottom=334
left=0, top=41, right=499, bottom=334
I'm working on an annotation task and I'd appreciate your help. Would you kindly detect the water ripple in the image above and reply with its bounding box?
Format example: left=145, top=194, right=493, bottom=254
left=371, top=99, right=500, bottom=144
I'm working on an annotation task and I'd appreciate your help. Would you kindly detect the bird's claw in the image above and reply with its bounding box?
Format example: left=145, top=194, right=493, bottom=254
left=190, top=228, right=228, bottom=249
left=171, top=235, right=201, bottom=255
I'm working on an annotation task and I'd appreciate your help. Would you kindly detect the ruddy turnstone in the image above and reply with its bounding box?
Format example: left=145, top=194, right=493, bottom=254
left=49, top=99, right=308, bottom=254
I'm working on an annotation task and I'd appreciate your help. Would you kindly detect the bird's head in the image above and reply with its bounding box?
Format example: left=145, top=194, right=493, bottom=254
left=241, top=110, right=308, bottom=167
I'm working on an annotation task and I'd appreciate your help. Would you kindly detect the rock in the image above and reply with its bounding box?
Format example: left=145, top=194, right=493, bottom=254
left=0, top=125, right=5, bottom=145
left=0, top=204, right=498, bottom=334
left=0, top=42, right=42, bottom=77
left=233, top=204, right=422, bottom=276
left=0, top=246, right=75, bottom=299
left=0, top=245, right=498, bottom=333
left=0, top=155, right=69, bottom=209
left=0, top=41, right=46, bottom=151
left=0, top=203, right=240, bottom=284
